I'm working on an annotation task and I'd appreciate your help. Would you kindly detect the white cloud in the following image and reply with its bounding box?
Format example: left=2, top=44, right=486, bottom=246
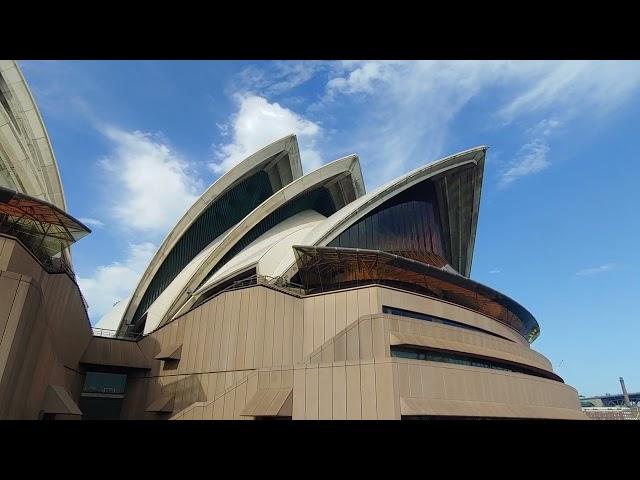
left=78, top=242, right=156, bottom=322
left=489, top=269, right=501, bottom=274
left=78, top=217, right=104, bottom=228
left=529, top=118, right=562, bottom=137
left=326, top=61, right=397, bottom=97
left=211, top=94, right=323, bottom=174
left=321, top=61, right=510, bottom=185
left=320, top=60, right=640, bottom=188
left=575, top=263, right=616, bottom=276
left=499, top=140, right=551, bottom=187
left=100, top=127, right=201, bottom=233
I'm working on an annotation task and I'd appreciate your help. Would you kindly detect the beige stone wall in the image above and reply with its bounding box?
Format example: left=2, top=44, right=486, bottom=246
left=128, top=282, right=584, bottom=420
left=0, top=236, right=91, bottom=419
left=377, top=287, right=527, bottom=345
left=129, top=285, right=381, bottom=418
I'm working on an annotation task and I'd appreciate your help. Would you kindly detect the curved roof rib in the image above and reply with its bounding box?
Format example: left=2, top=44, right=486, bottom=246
left=94, top=296, right=131, bottom=332
left=195, top=209, right=326, bottom=296
left=119, top=135, right=304, bottom=331
left=142, top=154, right=365, bottom=333
left=278, top=146, right=486, bottom=280
left=0, top=60, right=66, bottom=210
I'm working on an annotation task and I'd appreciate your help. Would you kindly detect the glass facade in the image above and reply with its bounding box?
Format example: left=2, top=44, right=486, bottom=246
left=390, top=346, right=561, bottom=382
left=133, top=171, right=274, bottom=323
left=382, top=305, right=512, bottom=342
left=328, top=180, right=446, bottom=266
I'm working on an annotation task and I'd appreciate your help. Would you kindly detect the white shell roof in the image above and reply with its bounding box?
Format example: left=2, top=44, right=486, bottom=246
left=278, top=145, right=487, bottom=280
left=140, top=230, right=230, bottom=334
left=0, top=60, right=66, bottom=210
left=152, top=154, right=364, bottom=328
left=94, top=296, right=131, bottom=331
left=120, top=134, right=304, bottom=329
left=194, top=209, right=326, bottom=296
left=102, top=141, right=485, bottom=337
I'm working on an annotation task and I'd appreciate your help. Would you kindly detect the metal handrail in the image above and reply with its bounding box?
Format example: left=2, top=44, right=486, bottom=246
left=205, top=273, right=306, bottom=299
left=92, top=327, right=143, bottom=341
left=0, top=232, right=92, bottom=323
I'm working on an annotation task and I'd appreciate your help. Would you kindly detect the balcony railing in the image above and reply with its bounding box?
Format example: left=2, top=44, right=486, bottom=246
left=91, top=327, right=143, bottom=341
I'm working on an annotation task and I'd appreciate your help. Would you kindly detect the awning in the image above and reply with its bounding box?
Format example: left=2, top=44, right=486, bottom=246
left=400, top=397, right=587, bottom=420
left=155, top=343, right=182, bottom=361
left=146, top=396, right=174, bottom=413
left=42, top=385, right=82, bottom=416
left=0, top=186, right=90, bottom=260
left=241, top=387, right=293, bottom=417
left=292, top=245, right=540, bottom=342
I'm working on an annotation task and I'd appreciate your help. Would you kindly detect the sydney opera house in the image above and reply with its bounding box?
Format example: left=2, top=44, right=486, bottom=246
left=0, top=60, right=586, bottom=420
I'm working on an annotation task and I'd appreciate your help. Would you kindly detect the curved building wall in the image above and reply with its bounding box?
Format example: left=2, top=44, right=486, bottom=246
left=119, top=283, right=583, bottom=420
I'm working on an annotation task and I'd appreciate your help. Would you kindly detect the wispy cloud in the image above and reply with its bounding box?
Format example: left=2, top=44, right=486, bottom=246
left=211, top=94, right=323, bottom=174
left=78, top=217, right=104, bottom=228
left=489, top=269, right=501, bottom=274
left=325, top=61, right=399, bottom=98
left=575, top=263, right=616, bottom=276
left=236, top=61, right=330, bottom=97
left=528, top=118, right=562, bottom=137
left=499, top=140, right=551, bottom=187
left=498, top=117, right=563, bottom=187
left=317, top=60, right=640, bottom=188
left=497, top=61, right=640, bottom=122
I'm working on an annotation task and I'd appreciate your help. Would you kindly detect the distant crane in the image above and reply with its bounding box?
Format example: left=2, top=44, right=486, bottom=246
left=620, top=377, right=632, bottom=407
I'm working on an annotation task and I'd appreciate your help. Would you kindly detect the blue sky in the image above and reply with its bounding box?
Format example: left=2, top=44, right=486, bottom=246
left=19, top=60, right=640, bottom=398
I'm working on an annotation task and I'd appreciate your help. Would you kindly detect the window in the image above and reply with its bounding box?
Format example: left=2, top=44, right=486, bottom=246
left=82, top=372, right=127, bottom=395
left=390, top=346, right=561, bottom=382
left=80, top=372, right=128, bottom=420
left=383, top=305, right=512, bottom=342
left=328, top=180, right=446, bottom=265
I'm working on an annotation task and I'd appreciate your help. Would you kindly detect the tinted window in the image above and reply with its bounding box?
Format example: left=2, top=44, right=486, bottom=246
left=328, top=180, right=446, bottom=265
left=82, top=372, right=127, bottom=395
left=382, top=305, right=512, bottom=342
left=390, top=346, right=561, bottom=382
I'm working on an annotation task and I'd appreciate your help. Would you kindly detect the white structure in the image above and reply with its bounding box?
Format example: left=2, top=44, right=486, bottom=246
left=98, top=136, right=503, bottom=338
left=0, top=60, right=76, bottom=266
left=0, top=60, right=66, bottom=210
